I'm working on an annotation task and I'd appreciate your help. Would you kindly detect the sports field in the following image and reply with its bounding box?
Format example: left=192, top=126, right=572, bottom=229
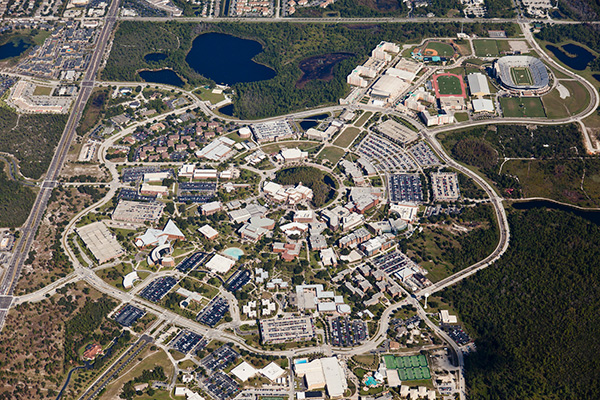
left=500, top=97, right=546, bottom=118
left=510, top=67, right=533, bottom=86
left=473, top=39, right=499, bottom=57
left=423, top=41, right=455, bottom=57
left=436, top=75, right=464, bottom=95
left=383, top=355, right=431, bottom=381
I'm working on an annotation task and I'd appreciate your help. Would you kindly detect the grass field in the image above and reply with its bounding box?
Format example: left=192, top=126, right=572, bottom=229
left=261, top=141, right=320, bottom=154
left=510, top=67, right=533, bottom=86
left=436, top=75, right=463, bottom=95
left=33, top=85, right=52, bottom=96
left=424, top=41, right=455, bottom=57
left=542, top=80, right=590, bottom=119
left=355, top=111, right=372, bottom=127
left=473, top=39, right=499, bottom=57
left=500, top=97, right=546, bottom=118
left=318, top=146, right=346, bottom=164
left=454, top=112, right=469, bottom=122
left=194, top=87, right=226, bottom=104
left=333, top=127, right=362, bottom=148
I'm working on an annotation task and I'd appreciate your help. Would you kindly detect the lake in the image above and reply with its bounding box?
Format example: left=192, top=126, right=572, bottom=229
left=186, top=33, right=276, bottom=85
left=512, top=199, right=600, bottom=225
left=0, top=38, right=32, bottom=60
left=218, top=104, right=235, bottom=117
left=138, top=69, right=184, bottom=87
left=144, top=52, right=167, bottom=62
left=299, top=113, right=328, bottom=130
left=545, top=43, right=596, bottom=71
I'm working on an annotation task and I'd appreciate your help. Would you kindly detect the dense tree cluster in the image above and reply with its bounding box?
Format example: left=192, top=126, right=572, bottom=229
left=274, top=166, right=336, bottom=207
left=0, top=161, right=35, bottom=227
left=536, top=23, right=600, bottom=53
left=443, top=208, right=600, bottom=399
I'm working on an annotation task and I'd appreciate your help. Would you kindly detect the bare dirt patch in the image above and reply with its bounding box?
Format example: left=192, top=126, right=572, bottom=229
left=296, top=52, right=354, bottom=89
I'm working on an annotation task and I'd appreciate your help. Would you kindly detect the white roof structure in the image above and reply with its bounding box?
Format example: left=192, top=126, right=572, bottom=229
left=260, top=362, right=286, bottom=381
left=440, top=309, right=458, bottom=324
left=135, top=220, right=185, bottom=247
left=76, top=221, right=125, bottom=264
left=205, top=254, right=235, bottom=274
left=198, top=224, right=219, bottom=239
left=164, top=220, right=184, bottom=237
left=371, top=75, right=409, bottom=99
left=195, top=137, right=235, bottom=161
left=123, top=271, right=139, bottom=289
left=387, top=369, right=402, bottom=387
left=295, top=357, right=347, bottom=398
left=472, top=98, right=494, bottom=113
left=231, top=361, right=258, bottom=382
left=280, top=148, right=308, bottom=161
left=467, top=73, right=491, bottom=97
left=386, top=67, right=416, bottom=82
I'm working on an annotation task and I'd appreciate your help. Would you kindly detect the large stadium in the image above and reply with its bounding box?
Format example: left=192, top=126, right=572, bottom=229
left=494, top=56, right=551, bottom=95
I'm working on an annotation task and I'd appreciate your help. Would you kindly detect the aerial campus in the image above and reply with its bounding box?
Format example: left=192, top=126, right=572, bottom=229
left=0, top=0, right=600, bottom=398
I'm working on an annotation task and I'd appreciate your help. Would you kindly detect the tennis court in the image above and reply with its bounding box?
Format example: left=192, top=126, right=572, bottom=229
left=383, top=355, right=430, bottom=381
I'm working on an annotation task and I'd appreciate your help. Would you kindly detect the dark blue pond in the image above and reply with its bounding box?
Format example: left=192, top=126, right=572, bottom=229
left=186, top=33, right=276, bottom=85
left=144, top=52, right=167, bottom=62
left=545, top=43, right=596, bottom=71
left=138, top=69, right=184, bottom=87
left=218, top=104, right=235, bottom=117
left=594, top=74, right=600, bottom=84
left=299, top=113, right=328, bottom=130
left=0, top=38, right=32, bottom=60
left=512, top=200, right=600, bottom=225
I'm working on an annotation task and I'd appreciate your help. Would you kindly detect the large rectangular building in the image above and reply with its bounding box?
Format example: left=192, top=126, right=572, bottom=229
left=260, top=316, right=315, bottom=344
left=76, top=221, right=126, bottom=264
left=251, top=120, right=295, bottom=143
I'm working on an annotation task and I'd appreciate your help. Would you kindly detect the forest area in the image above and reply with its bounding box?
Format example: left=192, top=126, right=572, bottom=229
left=0, top=160, right=35, bottom=227
left=274, top=166, right=337, bottom=207
left=0, top=107, right=67, bottom=179
left=442, top=208, right=600, bottom=400
left=103, top=21, right=518, bottom=119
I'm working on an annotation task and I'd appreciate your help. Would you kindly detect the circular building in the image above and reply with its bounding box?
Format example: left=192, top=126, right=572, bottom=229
left=494, top=56, right=550, bottom=95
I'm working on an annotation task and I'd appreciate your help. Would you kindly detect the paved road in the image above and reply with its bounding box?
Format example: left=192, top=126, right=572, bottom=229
left=0, top=0, right=122, bottom=331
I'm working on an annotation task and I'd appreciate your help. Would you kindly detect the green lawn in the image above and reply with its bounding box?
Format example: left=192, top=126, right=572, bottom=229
left=473, top=39, right=499, bottom=57
left=500, top=97, right=546, bottom=118
left=510, top=67, right=533, bottom=86
left=318, top=146, right=346, bottom=164
left=355, top=111, right=372, bottom=127
left=436, top=75, right=463, bottom=95
left=195, top=87, right=226, bottom=104
left=454, top=112, right=469, bottom=122
left=261, top=141, right=321, bottom=154
left=333, top=127, right=362, bottom=148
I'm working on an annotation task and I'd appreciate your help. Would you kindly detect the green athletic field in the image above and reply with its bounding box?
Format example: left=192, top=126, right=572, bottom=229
left=510, top=67, right=534, bottom=86
left=424, top=41, right=455, bottom=57
left=473, top=39, right=499, bottom=57
left=436, top=75, right=463, bottom=95
left=383, top=355, right=431, bottom=381
left=499, top=97, right=546, bottom=118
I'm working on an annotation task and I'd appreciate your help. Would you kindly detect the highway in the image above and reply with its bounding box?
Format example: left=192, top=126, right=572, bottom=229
left=0, top=0, right=122, bottom=331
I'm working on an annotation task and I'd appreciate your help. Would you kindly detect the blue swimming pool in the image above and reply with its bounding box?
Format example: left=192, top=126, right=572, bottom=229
left=365, top=377, right=378, bottom=387
left=223, top=247, right=244, bottom=260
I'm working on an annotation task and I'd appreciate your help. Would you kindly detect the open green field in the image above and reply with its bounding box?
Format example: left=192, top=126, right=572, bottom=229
left=424, top=41, right=455, bottom=57
left=318, top=146, right=345, bottom=164
left=333, top=127, right=362, bottom=148
left=194, top=86, right=226, bottom=104
left=473, top=39, right=499, bottom=57
left=355, top=112, right=372, bottom=127
left=542, top=80, right=591, bottom=119
left=454, top=112, right=469, bottom=122
left=510, top=67, right=533, bottom=86
left=261, top=141, right=321, bottom=154
left=500, top=97, right=546, bottom=118
left=436, top=75, right=463, bottom=95
left=33, top=85, right=52, bottom=96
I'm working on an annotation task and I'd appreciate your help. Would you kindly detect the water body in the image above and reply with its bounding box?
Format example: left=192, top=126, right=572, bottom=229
left=299, top=113, right=328, bottom=131
left=186, top=33, right=276, bottom=85
left=593, top=74, right=600, bottom=84
left=223, top=247, right=244, bottom=260
left=144, top=52, right=167, bottom=62
left=218, top=104, right=235, bottom=116
left=545, top=43, right=596, bottom=71
left=138, top=69, right=184, bottom=87
left=0, top=38, right=32, bottom=60
left=512, top=199, right=600, bottom=225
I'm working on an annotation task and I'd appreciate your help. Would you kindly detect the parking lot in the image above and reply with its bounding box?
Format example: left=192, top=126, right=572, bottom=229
left=170, top=330, right=204, bottom=354
left=139, top=276, right=177, bottom=302
left=408, top=142, right=440, bottom=167
left=118, top=188, right=156, bottom=202
left=179, top=182, right=217, bottom=192
left=329, top=317, right=367, bottom=347
left=177, top=194, right=216, bottom=203
left=389, top=174, right=423, bottom=204
left=358, top=134, right=417, bottom=172
left=121, top=166, right=171, bottom=183
left=114, top=304, right=146, bottom=327
left=201, top=345, right=239, bottom=372
left=371, top=250, right=415, bottom=275
left=203, top=371, right=239, bottom=400
left=176, top=251, right=209, bottom=273
left=226, top=269, right=251, bottom=293
left=445, top=325, right=471, bottom=346
left=197, top=297, right=229, bottom=327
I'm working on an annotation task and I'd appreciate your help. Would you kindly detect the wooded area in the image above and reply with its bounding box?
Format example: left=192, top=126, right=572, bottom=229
left=443, top=208, right=600, bottom=399
left=0, top=160, right=35, bottom=227
left=274, top=166, right=337, bottom=207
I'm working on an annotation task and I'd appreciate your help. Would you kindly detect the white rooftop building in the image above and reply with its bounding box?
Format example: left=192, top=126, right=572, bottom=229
left=467, top=73, right=491, bottom=97
left=294, top=357, right=347, bottom=399
left=205, top=254, right=236, bottom=274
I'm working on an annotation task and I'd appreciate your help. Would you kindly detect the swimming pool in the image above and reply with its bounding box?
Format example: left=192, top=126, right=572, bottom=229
left=223, top=247, right=244, bottom=260
left=365, top=377, right=378, bottom=387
